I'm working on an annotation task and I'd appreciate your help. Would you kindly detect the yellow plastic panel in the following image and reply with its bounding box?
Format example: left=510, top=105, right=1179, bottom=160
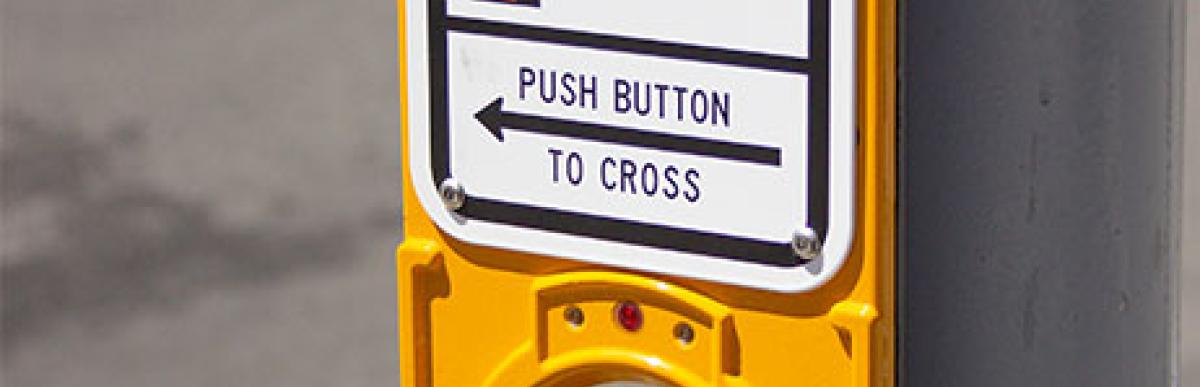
left=397, top=0, right=895, bottom=385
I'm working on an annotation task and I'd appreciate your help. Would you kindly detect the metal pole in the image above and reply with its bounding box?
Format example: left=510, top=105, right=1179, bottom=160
left=899, top=1, right=1182, bottom=386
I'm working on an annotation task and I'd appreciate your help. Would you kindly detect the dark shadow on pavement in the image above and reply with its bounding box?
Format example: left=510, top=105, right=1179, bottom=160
left=1, top=110, right=378, bottom=348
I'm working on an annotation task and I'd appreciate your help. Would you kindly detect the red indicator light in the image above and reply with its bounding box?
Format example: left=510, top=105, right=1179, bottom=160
left=614, top=301, right=643, bottom=332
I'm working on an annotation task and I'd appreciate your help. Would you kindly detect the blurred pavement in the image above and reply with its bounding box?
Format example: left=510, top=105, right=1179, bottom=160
left=2, top=0, right=401, bottom=386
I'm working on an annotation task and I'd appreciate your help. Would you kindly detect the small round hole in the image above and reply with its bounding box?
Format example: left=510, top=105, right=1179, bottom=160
left=673, top=322, right=695, bottom=345
left=563, top=305, right=584, bottom=328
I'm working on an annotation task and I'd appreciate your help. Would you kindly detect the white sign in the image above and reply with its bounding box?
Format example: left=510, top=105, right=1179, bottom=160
left=405, top=0, right=856, bottom=292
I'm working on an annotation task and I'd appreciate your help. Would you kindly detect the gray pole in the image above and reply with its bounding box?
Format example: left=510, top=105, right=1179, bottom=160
left=899, top=1, right=1183, bottom=386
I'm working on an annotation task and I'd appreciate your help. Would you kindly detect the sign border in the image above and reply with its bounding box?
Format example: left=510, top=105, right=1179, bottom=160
left=405, top=0, right=857, bottom=292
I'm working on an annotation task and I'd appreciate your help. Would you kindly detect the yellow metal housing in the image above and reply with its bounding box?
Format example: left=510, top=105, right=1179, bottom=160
left=397, top=1, right=895, bottom=385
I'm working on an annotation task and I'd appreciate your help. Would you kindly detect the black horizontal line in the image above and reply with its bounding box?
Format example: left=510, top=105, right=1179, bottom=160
left=474, top=0, right=540, bottom=8
left=445, top=15, right=812, bottom=74
left=459, top=196, right=798, bottom=267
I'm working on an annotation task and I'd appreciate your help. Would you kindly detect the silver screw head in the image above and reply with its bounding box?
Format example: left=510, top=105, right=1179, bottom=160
left=438, top=178, right=465, bottom=211
left=791, top=227, right=821, bottom=260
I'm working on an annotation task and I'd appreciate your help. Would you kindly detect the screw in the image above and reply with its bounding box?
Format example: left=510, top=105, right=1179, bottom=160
left=563, top=305, right=584, bottom=327
left=791, top=227, right=821, bottom=260
left=673, top=322, right=695, bottom=345
left=438, top=178, right=465, bottom=211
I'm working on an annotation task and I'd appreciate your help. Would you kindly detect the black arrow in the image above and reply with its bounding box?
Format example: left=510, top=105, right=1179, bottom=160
left=474, top=98, right=781, bottom=166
